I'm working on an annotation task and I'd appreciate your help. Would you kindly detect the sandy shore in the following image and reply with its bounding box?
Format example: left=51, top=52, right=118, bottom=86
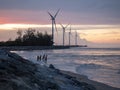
left=0, top=49, right=119, bottom=90
left=61, top=71, right=120, bottom=90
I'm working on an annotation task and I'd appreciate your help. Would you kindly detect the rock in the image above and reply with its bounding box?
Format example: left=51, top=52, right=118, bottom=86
left=49, top=64, right=55, bottom=69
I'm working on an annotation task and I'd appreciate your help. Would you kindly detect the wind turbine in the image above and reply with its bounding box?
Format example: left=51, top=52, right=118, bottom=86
left=60, top=24, right=69, bottom=46
left=48, top=9, right=60, bottom=44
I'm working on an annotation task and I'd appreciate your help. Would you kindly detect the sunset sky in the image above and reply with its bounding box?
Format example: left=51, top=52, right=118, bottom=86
left=0, top=0, right=120, bottom=47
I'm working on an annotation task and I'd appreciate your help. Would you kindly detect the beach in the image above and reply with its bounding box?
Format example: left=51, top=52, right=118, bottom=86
left=0, top=49, right=120, bottom=90
left=62, top=71, right=120, bottom=90
left=13, top=47, right=120, bottom=89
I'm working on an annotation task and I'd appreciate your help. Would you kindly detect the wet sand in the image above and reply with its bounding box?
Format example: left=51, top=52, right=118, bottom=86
left=61, top=71, right=120, bottom=90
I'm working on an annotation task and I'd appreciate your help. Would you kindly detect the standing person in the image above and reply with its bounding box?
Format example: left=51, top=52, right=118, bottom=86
left=37, top=55, right=42, bottom=62
left=37, top=55, right=39, bottom=61
left=42, top=54, right=46, bottom=63
left=44, top=54, right=48, bottom=64
left=39, top=55, right=42, bottom=61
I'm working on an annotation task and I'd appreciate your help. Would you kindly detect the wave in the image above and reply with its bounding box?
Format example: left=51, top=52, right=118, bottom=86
left=78, top=63, right=106, bottom=69
left=117, top=70, right=120, bottom=74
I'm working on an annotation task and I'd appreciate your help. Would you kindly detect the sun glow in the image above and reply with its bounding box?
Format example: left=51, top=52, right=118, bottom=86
left=0, top=24, right=120, bottom=44
left=0, top=24, right=53, bottom=30
left=1, top=24, right=120, bottom=30
left=79, top=29, right=120, bottom=44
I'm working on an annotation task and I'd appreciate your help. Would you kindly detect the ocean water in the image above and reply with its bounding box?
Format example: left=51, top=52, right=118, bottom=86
left=12, top=47, right=120, bottom=88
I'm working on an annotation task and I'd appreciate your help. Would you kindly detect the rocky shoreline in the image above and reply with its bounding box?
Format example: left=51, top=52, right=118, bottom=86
left=0, top=50, right=96, bottom=90
left=0, top=50, right=119, bottom=90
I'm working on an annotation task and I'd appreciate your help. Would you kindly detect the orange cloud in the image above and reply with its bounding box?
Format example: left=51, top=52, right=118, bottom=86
left=0, top=10, right=48, bottom=24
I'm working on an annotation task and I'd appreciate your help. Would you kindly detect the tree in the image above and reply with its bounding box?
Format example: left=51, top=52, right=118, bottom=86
left=17, top=30, right=22, bottom=39
left=0, top=28, right=53, bottom=46
left=16, top=30, right=22, bottom=41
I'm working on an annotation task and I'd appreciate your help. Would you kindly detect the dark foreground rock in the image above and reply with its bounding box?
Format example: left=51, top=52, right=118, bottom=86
left=0, top=50, right=96, bottom=90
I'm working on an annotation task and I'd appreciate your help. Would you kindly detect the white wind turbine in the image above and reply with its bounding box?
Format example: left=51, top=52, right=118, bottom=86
left=60, top=24, right=69, bottom=46
left=48, top=9, right=60, bottom=44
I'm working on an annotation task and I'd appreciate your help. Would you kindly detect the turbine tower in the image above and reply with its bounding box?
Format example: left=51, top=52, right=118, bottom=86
left=60, top=24, right=69, bottom=46
left=69, top=25, right=71, bottom=46
left=48, top=9, right=60, bottom=45
left=75, top=30, right=78, bottom=46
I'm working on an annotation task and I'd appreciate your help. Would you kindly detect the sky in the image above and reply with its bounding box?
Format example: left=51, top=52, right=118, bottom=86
left=0, top=0, right=120, bottom=47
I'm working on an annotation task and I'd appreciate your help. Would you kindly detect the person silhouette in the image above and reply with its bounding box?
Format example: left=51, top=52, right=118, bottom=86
left=39, top=55, right=42, bottom=61
left=44, top=54, right=48, bottom=64
left=42, top=54, right=45, bottom=63
left=37, top=55, right=39, bottom=61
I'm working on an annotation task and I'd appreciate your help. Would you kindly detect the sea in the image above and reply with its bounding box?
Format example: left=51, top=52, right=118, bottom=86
left=12, top=47, right=120, bottom=88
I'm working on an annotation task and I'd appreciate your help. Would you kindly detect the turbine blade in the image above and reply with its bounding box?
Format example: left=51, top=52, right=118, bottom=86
left=54, top=9, right=60, bottom=18
left=60, top=23, right=64, bottom=29
left=54, top=20, right=58, bottom=34
left=48, top=12, right=54, bottom=19
left=65, top=24, right=69, bottom=28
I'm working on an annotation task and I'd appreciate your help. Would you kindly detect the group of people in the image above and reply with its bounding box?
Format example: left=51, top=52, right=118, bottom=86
left=37, top=54, right=48, bottom=64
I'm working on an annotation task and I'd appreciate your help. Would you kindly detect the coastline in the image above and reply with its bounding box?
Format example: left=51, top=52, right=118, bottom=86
left=61, top=71, right=120, bottom=90
left=0, top=45, right=87, bottom=51
left=0, top=46, right=70, bottom=51
left=0, top=50, right=119, bottom=90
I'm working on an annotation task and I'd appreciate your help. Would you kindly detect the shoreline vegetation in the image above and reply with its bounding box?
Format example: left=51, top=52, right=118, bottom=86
left=0, top=50, right=119, bottom=90
left=0, top=29, right=53, bottom=46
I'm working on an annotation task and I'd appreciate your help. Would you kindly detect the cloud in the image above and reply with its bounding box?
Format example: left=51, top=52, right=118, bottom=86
left=0, top=0, right=120, bottom=14
left=0, top=0, right=120, bottom=25
left=102, top=31, right=120, bottom=35
left=0, top=30, right=17, bottom=41
left=0, top=10, right=49, bottom=24
left=69, top=25, right=120, bottom=31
